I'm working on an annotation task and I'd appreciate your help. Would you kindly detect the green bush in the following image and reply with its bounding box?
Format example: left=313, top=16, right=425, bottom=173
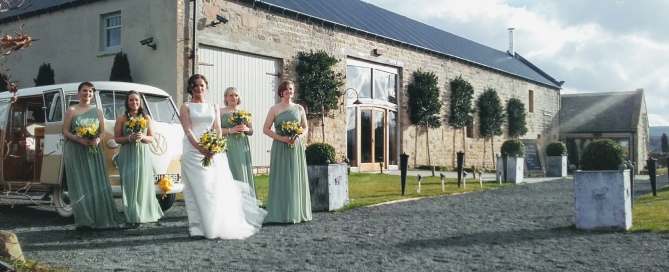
left=546, top=141, right=567, bottom=156
left=305, top=143, right=335, bottom=165
left=500, top=139, right=525, bottom=157
left=580, top=139, right=626, bottom=170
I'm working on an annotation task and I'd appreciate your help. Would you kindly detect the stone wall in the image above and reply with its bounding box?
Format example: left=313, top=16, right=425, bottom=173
left=193, top=0, right=560, bottom=169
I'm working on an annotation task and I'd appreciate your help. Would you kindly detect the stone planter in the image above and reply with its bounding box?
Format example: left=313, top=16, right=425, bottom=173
left=546, top=155, right=567, bottom=177
left=496, top=156, right=524, bottom=183
left=307, top=163, right=349, bottom=212
left=574, top=170, right=632, bottom=230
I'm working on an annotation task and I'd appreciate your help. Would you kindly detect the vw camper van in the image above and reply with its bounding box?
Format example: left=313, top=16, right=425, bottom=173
left=0, top=82, right=183, bottom=217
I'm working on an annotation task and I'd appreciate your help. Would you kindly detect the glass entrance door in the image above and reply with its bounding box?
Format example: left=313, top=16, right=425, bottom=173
left=360, top=108, right=385, bottom=171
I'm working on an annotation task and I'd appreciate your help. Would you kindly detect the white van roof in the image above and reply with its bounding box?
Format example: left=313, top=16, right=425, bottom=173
left=0, top=82, right=171, bottom=99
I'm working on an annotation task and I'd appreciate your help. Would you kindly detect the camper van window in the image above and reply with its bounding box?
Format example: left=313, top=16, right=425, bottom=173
left=66, top=94, right=96, bottom=108
left=99, top=91, right=127, bottom=120
left=44, top=92, right=63, bottom=122
left=143, top=94, right=180, bottom=124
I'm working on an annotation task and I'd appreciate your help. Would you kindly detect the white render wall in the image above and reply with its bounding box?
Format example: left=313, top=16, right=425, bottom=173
left=1, top=0, right=180, bottom=99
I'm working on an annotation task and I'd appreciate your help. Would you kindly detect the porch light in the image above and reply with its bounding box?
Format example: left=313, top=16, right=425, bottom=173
left=344, top=88, right=363, bottom=105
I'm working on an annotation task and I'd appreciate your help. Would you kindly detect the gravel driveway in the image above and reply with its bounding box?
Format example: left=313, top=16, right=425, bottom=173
left=2, top=176, right=669, bottom=271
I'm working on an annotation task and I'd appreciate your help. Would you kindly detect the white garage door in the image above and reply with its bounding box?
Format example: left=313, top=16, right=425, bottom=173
left=198, top=46, right=280, bottom=167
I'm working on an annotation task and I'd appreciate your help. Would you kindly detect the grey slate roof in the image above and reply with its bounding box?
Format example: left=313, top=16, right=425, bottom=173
left=246, top=0, right=562, bottom=89
left=560, top=90, right=644, bottom=133
left=0, top=0, right=102, bottom=20
left=1, top=0, right=562, bottom=89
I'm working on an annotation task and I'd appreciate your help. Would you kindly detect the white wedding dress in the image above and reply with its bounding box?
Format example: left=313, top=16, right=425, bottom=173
left=181, top=102, right=266, bottom=239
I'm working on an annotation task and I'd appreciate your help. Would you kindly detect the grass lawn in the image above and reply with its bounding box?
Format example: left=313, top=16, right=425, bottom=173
left=631, top=185, right=669, bottom=232
left=251, top=172, right=510, bottom=211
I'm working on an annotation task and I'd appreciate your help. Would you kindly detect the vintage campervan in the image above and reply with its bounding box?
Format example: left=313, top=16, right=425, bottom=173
left=0, top=82, right=183, bottom=217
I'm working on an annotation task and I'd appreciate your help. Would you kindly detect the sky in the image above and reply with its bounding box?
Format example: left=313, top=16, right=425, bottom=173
left=362, top=0, right=669, bottom=127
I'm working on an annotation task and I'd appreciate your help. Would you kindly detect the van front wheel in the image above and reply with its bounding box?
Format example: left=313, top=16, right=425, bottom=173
left=53, top=186, right=73, bottom=217
left=157, top=194, right=176, bottom=211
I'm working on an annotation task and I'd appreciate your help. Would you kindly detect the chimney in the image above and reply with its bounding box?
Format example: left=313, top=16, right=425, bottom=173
left=508, top=28, right=515, bottom=56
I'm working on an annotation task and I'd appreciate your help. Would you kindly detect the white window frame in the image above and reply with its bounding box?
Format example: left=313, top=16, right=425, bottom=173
left=102, top=12, right=121, bottom=51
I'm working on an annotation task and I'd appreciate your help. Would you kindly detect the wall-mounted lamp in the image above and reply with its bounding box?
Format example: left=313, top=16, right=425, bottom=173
left=139, top=37, right=156, bottom=50
left=344, top=88, right=363, bottom=105
left=210, top=15, right=229, bottom=27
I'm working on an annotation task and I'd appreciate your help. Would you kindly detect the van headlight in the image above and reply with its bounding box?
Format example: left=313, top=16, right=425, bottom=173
left=112, top=152, right=120, bottom=169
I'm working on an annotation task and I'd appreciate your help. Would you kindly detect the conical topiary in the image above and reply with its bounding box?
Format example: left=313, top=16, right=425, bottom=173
left=109, top=51, right=133, bottom=82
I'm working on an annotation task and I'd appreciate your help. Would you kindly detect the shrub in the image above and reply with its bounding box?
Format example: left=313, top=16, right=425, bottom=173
left=305, top=143, right=335, bottom=165
left=580, top=139, right=626, bottom=170
left=295, top=50, right=344, bottom=119
left=109, top=51, right=133, bottom=82
left=500, top=139, right=525, bottom=157
left=34, top=62, right=55, bottom=86
left=546, top=141, right=567, bottom=156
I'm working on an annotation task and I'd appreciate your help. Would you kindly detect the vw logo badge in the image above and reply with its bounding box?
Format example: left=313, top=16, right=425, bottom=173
left=149, top=133, right=168, bottom=155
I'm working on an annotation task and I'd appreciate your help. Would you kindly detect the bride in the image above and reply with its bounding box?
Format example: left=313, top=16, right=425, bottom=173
left=179, top=74, right=267, bottom=240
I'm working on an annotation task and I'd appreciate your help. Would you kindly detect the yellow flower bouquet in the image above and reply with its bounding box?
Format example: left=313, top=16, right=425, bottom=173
left=227, top=110, right=252, bottom=137
left=74, top=121, right=99, bottom=154
left=157, top=175, right=174, bottom=199
left=125, top=115, right=149, bottom=146
left=198, top=128, right=227, bottom=167
left=280, top=121, right=303, bottom=148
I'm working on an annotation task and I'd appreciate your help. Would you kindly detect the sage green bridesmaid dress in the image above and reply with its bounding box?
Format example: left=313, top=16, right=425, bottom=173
left=221, top=112, right=257, bottom=200
left=63, top=108, right=125, bottom=228
left=119, top=121, right=164, bottom=223
left=264, top=105, right=312, bottom=223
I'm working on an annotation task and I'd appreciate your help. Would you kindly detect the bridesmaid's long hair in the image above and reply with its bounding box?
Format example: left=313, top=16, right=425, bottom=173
left=124, top=90, right=148, bottom=119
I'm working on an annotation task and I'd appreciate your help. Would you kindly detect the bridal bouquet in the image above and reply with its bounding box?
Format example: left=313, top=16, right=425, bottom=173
left=227, top=110, right=252, bottom=137
left=74, top=120, right=99, bottom=154
left=280, top=121, right=303, bottom=148
left=125, top=115, right=149, bottom=146
left=157, top=175, right=174, bottom=199
left=198, top=128, right=227, bottom=167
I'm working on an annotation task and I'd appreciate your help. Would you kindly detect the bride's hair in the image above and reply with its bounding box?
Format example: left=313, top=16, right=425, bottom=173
left=124, top=90, right=148, bottom=118
left=187, top=74, right=209, bottom=96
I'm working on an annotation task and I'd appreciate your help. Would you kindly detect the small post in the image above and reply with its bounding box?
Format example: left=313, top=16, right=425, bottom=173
left=457, top=151, right=465, bottom=188
left=417, top=174, right=423, bottom=194
left=440, top=173, right=446, bottom=192
left=503, top=154, right=509, bottom=183
left=626, top=160, right=634, bottom=206
left=647, top=157, right=657, bottom=196
left=478, top=170, right=483, bottom=187
left=463, top=171, right=468, bottom=189
left=400, top=153, right=409, bottom=195
left=379, top=162, right=384, bottom=174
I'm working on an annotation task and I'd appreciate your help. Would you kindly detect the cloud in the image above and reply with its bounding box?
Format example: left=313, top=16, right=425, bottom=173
left=362, top=0, right=669, bottom=126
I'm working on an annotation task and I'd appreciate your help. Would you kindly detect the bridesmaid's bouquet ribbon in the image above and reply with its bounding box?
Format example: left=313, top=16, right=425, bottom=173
left=74, top=120, right=99, bottom=154
left=124, top=115, right=149, bottom=146
left=280, top=121, right=303, bottom=148
left=227, top=110, right=252, bottom=137
left=198, top=128, right=227, bottom=167
left=158, top=175, right=174, bottom=199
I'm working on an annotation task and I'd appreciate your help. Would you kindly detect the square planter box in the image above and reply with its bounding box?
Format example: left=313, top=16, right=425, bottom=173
left=307, top=163, right=349, bottom=212
left=495, top=156, right=524, bottom=183
left=546, top=155, right=567, bottom=177
left=574, top=170, right=632, bottom=230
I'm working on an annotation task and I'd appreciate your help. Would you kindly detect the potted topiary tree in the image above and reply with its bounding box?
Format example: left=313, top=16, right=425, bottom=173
left=497, top=139, right=525, bottom=183
left=574, top=139, right=631, bottom=230
left=305, top=143, right=349, bottom=212
left=545, top=141, right=568, bottom=177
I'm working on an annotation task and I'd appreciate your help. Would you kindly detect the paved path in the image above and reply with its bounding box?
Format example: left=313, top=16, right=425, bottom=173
left=1, top=173, right=668, bottom=271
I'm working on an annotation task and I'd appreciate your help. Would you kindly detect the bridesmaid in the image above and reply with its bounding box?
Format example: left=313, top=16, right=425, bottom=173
left=113, top=91, right=164, bottom=229
left=220, top=87, right=257, bottom=200
left=262, top=80, right=312, bottom=224
left=62, top=82, right=124, bottom=230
